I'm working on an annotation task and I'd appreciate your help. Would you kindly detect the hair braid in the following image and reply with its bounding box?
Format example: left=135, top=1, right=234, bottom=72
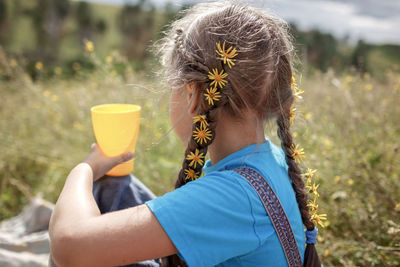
left=276, top=113, right=315, bottom=231
left=163, top=29, right=232, bottom=267
left=174, top=28, right=211, bottom=74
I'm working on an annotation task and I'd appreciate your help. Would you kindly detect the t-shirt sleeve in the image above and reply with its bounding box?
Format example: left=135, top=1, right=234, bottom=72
left=145, top=171, right=260, bottom=267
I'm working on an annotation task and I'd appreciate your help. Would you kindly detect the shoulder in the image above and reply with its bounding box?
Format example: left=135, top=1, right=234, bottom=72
left=146, top=170, right=252, bottom=214
left=145, top=171, right=261, bottom=266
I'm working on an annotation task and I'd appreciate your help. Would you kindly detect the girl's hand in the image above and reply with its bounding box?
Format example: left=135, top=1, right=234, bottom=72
left=83, top=143, right=134, bottom=181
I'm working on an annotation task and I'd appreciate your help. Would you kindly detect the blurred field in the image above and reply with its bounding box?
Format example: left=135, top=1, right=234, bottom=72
left=1, top=48, right=400, bottom=266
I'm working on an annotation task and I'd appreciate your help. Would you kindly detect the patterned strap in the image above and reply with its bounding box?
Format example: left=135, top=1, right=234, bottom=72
left=232, top=167, right=303, bottom=267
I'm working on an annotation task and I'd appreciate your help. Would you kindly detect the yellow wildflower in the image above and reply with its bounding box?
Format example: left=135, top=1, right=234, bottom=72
left=85, top=40, right=94, bottom=52
left=51, top=95, right=59, bottom=102
left=186, top=149, right=205, bottom=168
left=304, top=168, right=317, bottom=179
left=311, top=213, right=327, bottom=228
left=307, top=182, right=320, bottom=197
left=193, top=115, right=209, bottom=129
left=216, top=41, right=237, bottom=69
left=204, top=87, right=221, bottom=105
left=10, top=59, right=17, bottom=67
left=324, top=249, right=330, bottom=256
left=290, top=144, right=305, bottom=163
left=307, top=200, right=318, bottom=212
left=184, top=168, right=199, bottom=181
left=193, top=125, right=212, bottom=145
left=106, top=56, right=113, bottom=63
left=208, top=68, right=228, bottom=89
left=54, top=67, right=62, bottom=75
left=289, top=106, right=296, bottom=125
left=35, top=61, right=43, bottom=70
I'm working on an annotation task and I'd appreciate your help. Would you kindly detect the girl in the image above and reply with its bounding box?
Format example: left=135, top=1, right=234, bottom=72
left=49, top=1, right=320, bottom=266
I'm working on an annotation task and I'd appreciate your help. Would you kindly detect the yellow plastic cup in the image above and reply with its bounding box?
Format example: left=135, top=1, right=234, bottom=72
left=91, top=103, right=141, bottom=176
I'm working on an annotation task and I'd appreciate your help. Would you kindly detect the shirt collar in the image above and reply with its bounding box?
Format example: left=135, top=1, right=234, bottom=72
left=203, top=137, right=271, bottom=175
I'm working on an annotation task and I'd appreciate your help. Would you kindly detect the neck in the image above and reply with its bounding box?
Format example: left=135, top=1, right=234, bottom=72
left=208, top=110, right=266, bottom=165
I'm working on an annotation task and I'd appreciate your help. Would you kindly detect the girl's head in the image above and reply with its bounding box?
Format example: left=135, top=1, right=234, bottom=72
left=156, top=0, right=314, bottom=231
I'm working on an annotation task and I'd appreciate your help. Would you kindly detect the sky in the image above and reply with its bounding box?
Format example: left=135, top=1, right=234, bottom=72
left=81, top=0, right=400, bottom=45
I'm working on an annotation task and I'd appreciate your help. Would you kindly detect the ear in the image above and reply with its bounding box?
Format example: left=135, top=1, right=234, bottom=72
left=185, top=82, right=202, bottom=116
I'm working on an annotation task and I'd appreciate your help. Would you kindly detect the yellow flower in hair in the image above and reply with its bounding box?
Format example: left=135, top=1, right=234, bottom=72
left=303, top=168, right=317, bottom=179
left=307, top=200, right=318, bottom=212
left=184, top=168, right=200, bottom=181
left=208, top=68, right=228, bottom=89
left=290, top=144, right=305, bottom=163
left=311, top=213, right=327, bottom=228
left=306, top=182, right=320, bottom=197
left=216, top=41, right=238, bottom=69
left=186, top=149, right=205, bottom=168
left=204, top=87, right=222, bottom=105
left=289, top=106, right=296, bottom=125
left=193, top=125, right=212, bottom=145
left=193, top=115, right=209, bottom=129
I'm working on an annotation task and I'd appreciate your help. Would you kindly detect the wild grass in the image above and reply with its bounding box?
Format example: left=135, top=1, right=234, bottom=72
left=1, top=51, right=399, bottom=266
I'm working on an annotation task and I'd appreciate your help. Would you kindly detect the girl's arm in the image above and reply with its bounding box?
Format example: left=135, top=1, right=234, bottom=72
left=49, top=146, right=178, bottom=267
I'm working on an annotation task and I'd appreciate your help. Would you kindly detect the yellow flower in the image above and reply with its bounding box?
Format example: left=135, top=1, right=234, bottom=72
left=307, top=200, right=318, bottom=212
left=204, top=87, right=221, bottom=105
left=193, top=125, right=212, bottom=145
left=216, top=41, right=237, bottom=69
left=10, top=59, right=17, bottom=67
left=306, top=182, right=320, bottom=197
left=51, top=94, right=59, bottom=102
left=208, top=68, right=228, bottom=89
left=291, top=76, right=295, bottom=84
left=35, top=61, right=43, bottom=70
left=305, top=112, right=313, bottom=120
left=304, top=168, right=317, bottom=179
left=184, top=168, right=199, bottom=181
left=106, top=56, right=113, bottom=63
left=186, top=149, right=205, bottom=168
left=311, top=213, right=327, bottom=228
left=289, top=106, right=296, bottom=125
left=85, top=40, right=94, bottom=52
left=193, top=115, right=209, bottom=129
left=324, top=249, right=331, bottom=256
left=292, top=83, right=304, bottom=102
left=54, top=67, right=62, bottom=75
left=290, top=144, right=305, bottom=163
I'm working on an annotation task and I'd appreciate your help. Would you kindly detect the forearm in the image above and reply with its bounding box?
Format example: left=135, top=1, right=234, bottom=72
left=49, top=163, right=100, bottom=240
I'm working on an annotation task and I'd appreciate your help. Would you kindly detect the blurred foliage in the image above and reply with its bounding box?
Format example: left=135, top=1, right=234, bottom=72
left=0, top=0, right=400, bottom=266
left=0, top=0, right=399, bottom=80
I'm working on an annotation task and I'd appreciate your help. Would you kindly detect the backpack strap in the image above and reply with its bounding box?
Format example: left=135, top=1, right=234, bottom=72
left=232, top=167, right=303, bottom=267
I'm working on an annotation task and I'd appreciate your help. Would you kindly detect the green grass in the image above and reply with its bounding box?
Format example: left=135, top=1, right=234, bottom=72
left=1, top=50, right=400, bottom=266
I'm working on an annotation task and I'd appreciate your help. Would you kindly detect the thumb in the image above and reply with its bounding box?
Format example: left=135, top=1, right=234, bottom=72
left=119, top=152, right=134, bottom=163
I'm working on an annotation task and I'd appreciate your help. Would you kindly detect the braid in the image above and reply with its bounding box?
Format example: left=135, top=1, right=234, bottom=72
left=163, top=32, right=235, bottom=267
left=276, top=113, right=315, bottom=231
left=174, top=28, right=211, bottom=74
left=175, top=91, right=227, bottom=188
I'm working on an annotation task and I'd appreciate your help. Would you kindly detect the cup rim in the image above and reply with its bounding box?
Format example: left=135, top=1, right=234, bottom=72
left=91, top=103, right=141, bottom=114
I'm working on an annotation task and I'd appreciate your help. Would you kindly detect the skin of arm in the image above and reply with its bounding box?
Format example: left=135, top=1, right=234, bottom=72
left=49, top=146, right=178, bottom=267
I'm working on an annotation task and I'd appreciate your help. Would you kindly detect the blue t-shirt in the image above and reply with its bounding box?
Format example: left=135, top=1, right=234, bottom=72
left=145, top=138, right=305, bottom=267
